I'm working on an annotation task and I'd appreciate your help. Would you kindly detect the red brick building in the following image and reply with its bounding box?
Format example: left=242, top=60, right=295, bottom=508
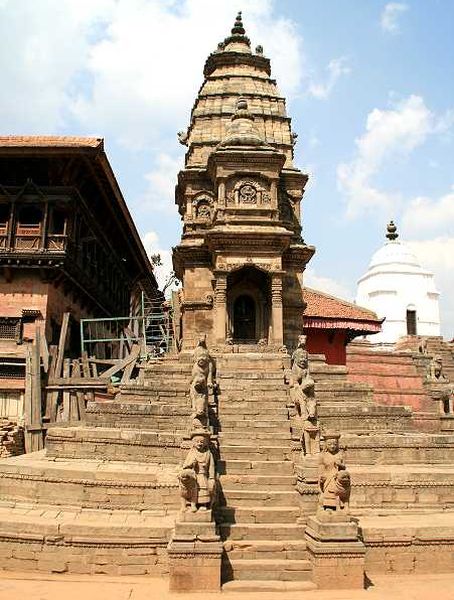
left=302, top=287, right=382, bottom=365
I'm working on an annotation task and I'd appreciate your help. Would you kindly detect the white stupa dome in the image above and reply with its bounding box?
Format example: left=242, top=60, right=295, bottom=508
left=356, top=221, right=440, bottom=344
left=368, top=241, right=420, bottom=269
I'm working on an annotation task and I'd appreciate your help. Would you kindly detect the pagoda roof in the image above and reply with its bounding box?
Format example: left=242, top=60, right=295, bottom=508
left=303, top=287, right=382, bottom=334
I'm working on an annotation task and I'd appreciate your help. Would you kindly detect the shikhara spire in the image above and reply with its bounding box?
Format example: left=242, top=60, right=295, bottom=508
left=179, top=12, right=298, bottom=170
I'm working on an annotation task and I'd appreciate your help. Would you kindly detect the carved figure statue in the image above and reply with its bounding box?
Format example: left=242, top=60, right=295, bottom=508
left=318, top=432, right=350, bottom=513
left=428, top=355, right=449, bottom=382
left=179, top=433, right=216, bottom=512
left=190, top=335, right=216, bottom=430
left=419, top=338, right=428, bottom=355
left=290, top=335, right=319, bottom=455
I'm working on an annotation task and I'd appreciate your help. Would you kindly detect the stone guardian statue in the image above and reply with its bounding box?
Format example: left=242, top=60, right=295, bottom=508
left=179, top=432, right=216, bottom=512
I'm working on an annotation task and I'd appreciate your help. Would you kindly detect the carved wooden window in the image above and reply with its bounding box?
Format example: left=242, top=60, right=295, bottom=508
left=16, top=205, right=42, bottom=234
left=0, top=203, right=9, bottom=234
left=49, top=207, right=66, bottom=234
left=406, top=309, right=417, bottom=336
left=0, top=317, right=22, bottom=342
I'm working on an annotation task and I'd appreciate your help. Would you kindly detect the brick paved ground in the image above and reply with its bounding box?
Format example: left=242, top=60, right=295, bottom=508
left=0, top=572, right=454, bottom=600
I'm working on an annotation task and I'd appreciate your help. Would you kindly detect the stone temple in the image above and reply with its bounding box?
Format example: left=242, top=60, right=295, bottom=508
left=0, top=12, right=453, bottom=593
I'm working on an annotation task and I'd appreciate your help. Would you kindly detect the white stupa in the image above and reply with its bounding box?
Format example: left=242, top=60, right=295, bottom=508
left=356, top=221, right=440, bottom=344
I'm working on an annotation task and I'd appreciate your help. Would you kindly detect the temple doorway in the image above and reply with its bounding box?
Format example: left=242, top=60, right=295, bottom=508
left=227, top=266, right=270, bottom=343
left=233, top=295, right=256, bottom=341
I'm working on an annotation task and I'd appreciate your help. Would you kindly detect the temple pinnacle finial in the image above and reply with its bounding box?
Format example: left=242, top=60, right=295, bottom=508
left=386, top=220, right=398, bottom=241
left=231, top=11, right=245, bottom=35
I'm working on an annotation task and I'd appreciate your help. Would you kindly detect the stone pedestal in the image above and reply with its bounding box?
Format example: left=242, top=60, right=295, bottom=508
left=168, top=509, right=223, bottom=592
left=297, top=454, right=319, bottom=484
left=305, top=512, right=365, bottom=590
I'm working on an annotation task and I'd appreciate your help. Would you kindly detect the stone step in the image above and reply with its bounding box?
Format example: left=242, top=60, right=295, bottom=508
left=219, top=400, right=288, bottom=410
left=0, top=500, right=173, bottom=575
left=219, top=523, right=306, bottom=541
left=342, top=432, right=454, bottom=465
left=117, top=390, right=188, bottom=403
left=219, top=422, right=290, bottom=434
left=46, top=426, right=186, bottom=464
left=218, top=459, right=294, bottom=475
left=221, top=489, right=299, bottom=508
left=219, top=474, right=296, bottom=489
left=219, top=432, right=291, bottom=443
left=218, top=506, right=300, bottom=524
left=86, top=401, right=191, bottom=430
left=219, top=381, right=287, bottom=391
left=222, top=580, right=317, bottom=592
left=223, top=538, right=308, bottom=560
left=0, top=451, right=180, bottom=510
left=220, top=406, right=288, bottom=417
left=350, top=464, right=454, bottom=510
left=225, top=558, right=312, bottom=582
left=219, top=372, right=286, bottom=381
left=220, top=445, right=293, bottom=462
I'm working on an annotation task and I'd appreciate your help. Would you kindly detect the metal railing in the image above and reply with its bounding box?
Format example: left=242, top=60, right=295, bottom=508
left=80, top=294, right=175, bottom=359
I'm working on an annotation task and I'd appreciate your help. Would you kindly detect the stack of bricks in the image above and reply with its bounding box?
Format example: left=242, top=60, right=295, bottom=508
left=0, top=420, right=24, bottom=458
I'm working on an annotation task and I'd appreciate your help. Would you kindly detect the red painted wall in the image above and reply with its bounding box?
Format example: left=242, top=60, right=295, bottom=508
left=305, top=329, right=347, bottom=365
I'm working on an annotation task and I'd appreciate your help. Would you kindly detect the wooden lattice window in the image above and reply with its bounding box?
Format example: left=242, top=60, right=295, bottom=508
left=0, top=318, right=22, bottom=342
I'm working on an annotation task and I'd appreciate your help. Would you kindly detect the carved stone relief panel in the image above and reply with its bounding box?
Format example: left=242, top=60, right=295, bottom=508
left=225, top=176, right=271, bottom=207
left=191, top=193, right=214, bottom=223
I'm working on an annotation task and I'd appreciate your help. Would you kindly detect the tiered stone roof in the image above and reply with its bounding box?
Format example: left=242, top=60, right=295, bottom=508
left=182, top=12, right=296, bottom=169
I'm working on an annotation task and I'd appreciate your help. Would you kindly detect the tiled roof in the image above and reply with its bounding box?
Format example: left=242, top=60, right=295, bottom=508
left=0, top=136, right=103, bottom=149
left=303, top=287, right=380, bottom=322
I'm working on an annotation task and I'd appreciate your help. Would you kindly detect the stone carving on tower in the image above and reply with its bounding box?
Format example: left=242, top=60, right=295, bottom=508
left=172, top=12, right=315, bottom=350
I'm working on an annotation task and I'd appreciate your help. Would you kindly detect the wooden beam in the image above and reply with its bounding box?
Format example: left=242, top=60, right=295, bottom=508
left=23, top=344, right=33, bottom=453
left=31, top=329, right=44, bottom=451
left=40, top=330, right=49, bottom=373
left=61, top=358, right=71, bottom=421
left=101, top=344, right=140, bottom=379
left=71, top=360, right=86, bottom=421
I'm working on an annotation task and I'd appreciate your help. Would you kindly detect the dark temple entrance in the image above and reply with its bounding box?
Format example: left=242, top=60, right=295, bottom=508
left=233, top=294, right=256, bottom=341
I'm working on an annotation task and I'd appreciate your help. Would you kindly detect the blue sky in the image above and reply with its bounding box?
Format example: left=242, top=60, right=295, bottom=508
left=1, top=0, right=453, bottom=336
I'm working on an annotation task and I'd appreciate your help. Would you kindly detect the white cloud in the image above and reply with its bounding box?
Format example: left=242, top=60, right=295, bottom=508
left=381, top=3, right=408, bottom=34
left=69, top=0, right=306, bottom=150
left=141, top=230, right=175, bottom=291
left=337, top=95, right=451, bottom=218
left=140, top=153, right=183, bottom=213
left=407, top=237, right=454, bottom=337
left=0, top=0, right=114, bottom=132
left=308, top=57, right=350, bottom=100
left=402, top=189, right=454, bottom=237
left=304, top=268, right=353, bottom=301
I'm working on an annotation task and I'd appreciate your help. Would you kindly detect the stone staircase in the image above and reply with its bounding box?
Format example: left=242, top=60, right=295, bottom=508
left=0, top=354, right=195, bottom=575
left=0, top=345, right=454, bottom=582
left=215, top=353, right=316, bottom=592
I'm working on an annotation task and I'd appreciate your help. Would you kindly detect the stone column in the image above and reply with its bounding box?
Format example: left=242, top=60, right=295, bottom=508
left=271, top=272, right=284, bottom=346
left=214, top=273, right=227, bottom=343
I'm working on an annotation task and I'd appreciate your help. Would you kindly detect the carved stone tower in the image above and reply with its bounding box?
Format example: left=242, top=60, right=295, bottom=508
left=173, top=13, right=315, bottom=349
